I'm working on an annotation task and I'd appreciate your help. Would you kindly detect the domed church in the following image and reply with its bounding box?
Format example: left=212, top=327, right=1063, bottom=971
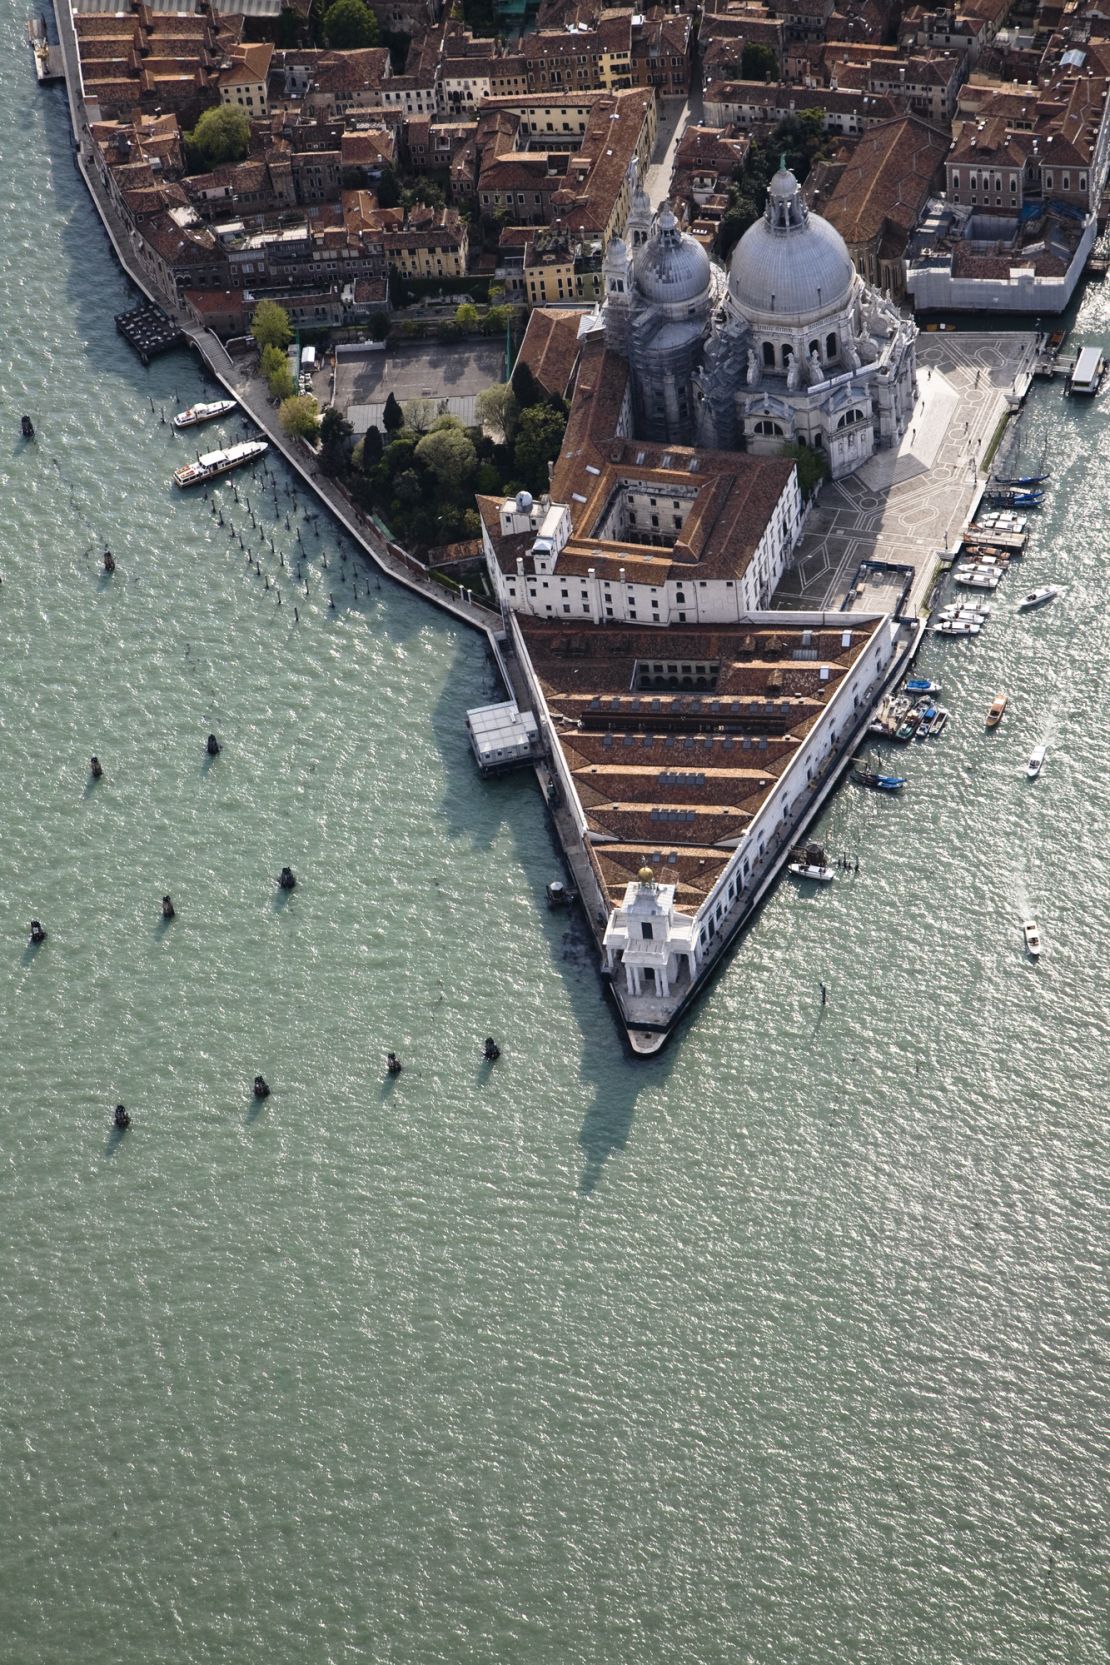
left=602, top=167, right=917, bottom=481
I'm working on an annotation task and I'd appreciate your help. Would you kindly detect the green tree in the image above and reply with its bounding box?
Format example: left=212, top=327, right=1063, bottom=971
left=362, top=424, right=383, bottom=470
left=376, top=167, right=401, bottom=208
left=322, top=0, right=378, bottom=47
left=415, top=426, right=477, bottom=492
left=279, top=394, right=321, bottom=439
left=259, top=343, right=288, bottom=382
left=382, top=390, right=405, bottom=433
left=741, top=42, right=778, bottom=80
left=510, top=359, right=542, bottom=409
left=404, top=397, right=435, bottom=434
left=475, top=383, right=518, bottom=443
left=479, top=304, right=512, bottom=337
left=513, top=402, right=566, bottom=490
left=251, top=300, right=293, bottom=352
left=454, top=301, right=480, bottom=331
left=782, top=441, right=828, bottom=498
left=268, top=364, right=297, bottom=401
left=185, top=105, right=251, bottom=171
left=319, top=404, right=354, bottom=476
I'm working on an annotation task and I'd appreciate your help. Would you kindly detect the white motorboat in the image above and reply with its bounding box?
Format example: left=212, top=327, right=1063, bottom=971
left=173, top=439, right=268, bottom=487
left=1023, top=919, right=1042, bottom=958
left=1026, top=743, right=1047, bottom=779
left=955, top=569, right=1002, bottom=590
left=172, top=398, right=237, bottom=430
left=1017, top=586, right=1058, bottom=611
left=787, top=842, right=835, bottom=883
left=934, top=619, right=982, bottom=636
left=939, top=602, right=991, bottom=620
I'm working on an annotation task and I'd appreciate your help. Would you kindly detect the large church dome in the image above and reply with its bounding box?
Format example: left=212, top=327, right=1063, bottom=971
left=634, top=207, right=711, bottom=305
left=728, top=168, right=854, bottom=322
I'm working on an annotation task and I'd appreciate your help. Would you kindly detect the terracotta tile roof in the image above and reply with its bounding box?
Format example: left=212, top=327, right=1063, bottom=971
left=818, top=115, right=949, bottom=245
left=515, top=616, right=881, bottom=904
left=516, top=306, right=588, bottom=400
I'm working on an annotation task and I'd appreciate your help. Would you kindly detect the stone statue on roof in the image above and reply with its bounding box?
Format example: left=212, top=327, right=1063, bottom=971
left=746, top=347, right=762, bottom=387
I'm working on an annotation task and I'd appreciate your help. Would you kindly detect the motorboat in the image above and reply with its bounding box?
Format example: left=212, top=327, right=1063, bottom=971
left=904, top=677, right=941, bottom=695
left=938, top=604, right=991, bottom=621
left=172, top=398, right=238, bottom=430
left=1022, top=919, right=1042, bottom=958
left=955, top=569, right=1001, bottom=590
left=1017, top=586, right=1058, bottom=611
left=934, top=618, right=982, bottom=637
left=985, top=692, right=1008, bottom=728
left=851, top=768, right=906, bottom=792
left=173, top=439, right=268, bottom=488
left=893, top=711, right=921, bottom=742
left=917, top=706, right=949, bottom=739
left=1026, top=743, right=1047, bottom=779
left=787, top=842, right=835, bottom=883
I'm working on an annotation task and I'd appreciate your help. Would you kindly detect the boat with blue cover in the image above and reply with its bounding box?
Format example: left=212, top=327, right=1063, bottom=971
left=904, top=677, right=941, bottom=695
left=851, top=767, right=906, bottom=792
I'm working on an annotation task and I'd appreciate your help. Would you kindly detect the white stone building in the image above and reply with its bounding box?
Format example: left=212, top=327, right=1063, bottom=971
left=602, top=167, right=918, bottom=479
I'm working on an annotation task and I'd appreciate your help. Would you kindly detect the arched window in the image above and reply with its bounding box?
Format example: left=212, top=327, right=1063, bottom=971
left=781, top=344, right=794, bottom=369
left=837, top=408, right=865, bottom=429
left=753, top=419, right=784, bottom=436
left=808, top=340, right=819, bottom=359
left=762, top=341, right=775, bottom=368
left=826, top=332, right=838, bottom=359
left=813, top=432, right=824, bottom=449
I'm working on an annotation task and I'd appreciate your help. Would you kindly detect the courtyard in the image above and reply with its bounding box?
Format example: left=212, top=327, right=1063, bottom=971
left=334, top=339, right=508, bottom=434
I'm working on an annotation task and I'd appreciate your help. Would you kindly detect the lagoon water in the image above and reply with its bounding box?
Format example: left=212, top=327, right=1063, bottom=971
left=4, top=11, right=1110, bottom=1662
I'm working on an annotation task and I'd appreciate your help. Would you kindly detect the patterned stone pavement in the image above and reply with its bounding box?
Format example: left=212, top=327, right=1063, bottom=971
left=774, top=332, right=1039, bottom=613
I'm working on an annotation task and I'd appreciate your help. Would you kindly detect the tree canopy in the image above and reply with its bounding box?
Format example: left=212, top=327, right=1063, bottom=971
left=741, top=42, right=778, bottom=80
left=513, top=403, right=567, bottom=492
left=382, top=390, right=405, bottom=432
left=185, top=105, right=251, bottom=171
left=279, top=394, right=321, bottom=439
left=782, top=440, right=828, bottom=498
left=251, top=300, right=293, bottom=352
left=322, top=0, right=379, bottom=48
left=475, top=383, right=518, bottom=444
left=415, top=426, right=477, bottom=491
left=715, top=111, right=829, bottom=262
left=319, top=405, right=354, bottom=476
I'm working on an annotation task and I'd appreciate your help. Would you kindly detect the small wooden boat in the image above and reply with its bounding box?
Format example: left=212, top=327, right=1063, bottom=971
left=997, top=473, right=1049, bottom=486
left=1023, top=919, right=1042, bottom=958
left=1018, top=586, right=1058, bottom=611
left=787, top=842, right=835, bottom=883
left=1026, top=743, right=1047, bottom=779
left=985, top=692, right=1008, bottom=728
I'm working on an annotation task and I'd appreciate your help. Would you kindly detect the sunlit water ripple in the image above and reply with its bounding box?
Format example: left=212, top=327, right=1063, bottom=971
left=1, top=10, right=1109, bottom=1660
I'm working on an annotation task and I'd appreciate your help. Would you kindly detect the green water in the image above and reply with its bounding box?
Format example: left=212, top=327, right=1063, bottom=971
left=3, top=14, right=1110, bottom=1662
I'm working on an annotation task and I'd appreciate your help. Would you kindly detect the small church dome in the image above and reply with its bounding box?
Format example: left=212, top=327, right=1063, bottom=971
left=633, top=208, right=711, bottom=305
left=728, top=168, right=853, bottom=322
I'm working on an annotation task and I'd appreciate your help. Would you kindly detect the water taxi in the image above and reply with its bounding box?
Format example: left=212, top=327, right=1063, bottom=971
left=1022, top=919, right=1042, bottom=958
left=173, top=440, right=268, bottom=488
left=985, top=692, right=1008, bottom=728
left=1026, top=744, right=1047, bottom=780
left=172, top=398, right=238, bottom=430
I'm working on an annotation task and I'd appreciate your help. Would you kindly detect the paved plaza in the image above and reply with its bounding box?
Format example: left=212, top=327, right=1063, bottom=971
left=336, top=339, right=507, bottom=434
left=775, top=332, right=1039, bottom=613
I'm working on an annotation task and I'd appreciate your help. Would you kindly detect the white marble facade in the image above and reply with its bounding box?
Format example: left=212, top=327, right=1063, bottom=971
left=603, top=167, right=918, bottom=479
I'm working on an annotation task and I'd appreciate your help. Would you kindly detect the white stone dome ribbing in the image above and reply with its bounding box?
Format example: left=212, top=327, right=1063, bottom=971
left=632, top=207, right=711, bottom=305
left=728, top=167, right=854, bottom=323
